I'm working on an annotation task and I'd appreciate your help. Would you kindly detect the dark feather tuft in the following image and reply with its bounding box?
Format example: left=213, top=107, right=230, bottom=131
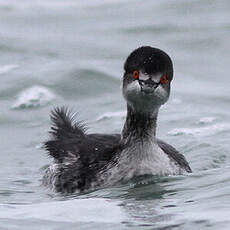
left=44, top=107, right=87, bottom=161
left=49, top=106, right=87, bottom=138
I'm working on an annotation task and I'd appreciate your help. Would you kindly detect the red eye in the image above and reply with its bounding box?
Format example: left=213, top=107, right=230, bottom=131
left=160, top=74, right=167, bottom=84
left=132, top=70, right=139, bottom=79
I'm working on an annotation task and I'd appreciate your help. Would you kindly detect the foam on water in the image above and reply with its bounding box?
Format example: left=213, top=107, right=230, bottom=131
left=168, top=123, right=230, bottom=137
left=198, top=117, right=216, bottom=124
left=0, top=65, right=18, bottom=75
left=12, top=85, right=56, bottom=109
left=97, top=111, right=126, bottom=121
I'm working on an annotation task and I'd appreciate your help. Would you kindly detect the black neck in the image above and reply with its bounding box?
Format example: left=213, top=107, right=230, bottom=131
left=122, top=105, right=158, bottom=142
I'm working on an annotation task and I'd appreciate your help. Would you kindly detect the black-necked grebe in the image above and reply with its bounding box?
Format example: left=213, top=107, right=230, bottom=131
left=43, top=46, right=192, bottom=193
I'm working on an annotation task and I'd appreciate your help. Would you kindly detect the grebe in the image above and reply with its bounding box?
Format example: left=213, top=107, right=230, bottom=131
left=43, top=46, right=192, bottom=193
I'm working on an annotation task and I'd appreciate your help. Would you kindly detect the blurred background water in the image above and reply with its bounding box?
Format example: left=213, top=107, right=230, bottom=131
left=0, top=0, right=230, bottom=229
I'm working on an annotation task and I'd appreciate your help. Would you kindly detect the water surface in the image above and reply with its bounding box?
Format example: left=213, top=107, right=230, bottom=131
left=0, top=0, right=230, bottom=229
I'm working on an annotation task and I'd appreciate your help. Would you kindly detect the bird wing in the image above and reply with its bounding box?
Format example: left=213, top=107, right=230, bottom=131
left=157, top=139, right=192, bottom=173
left=44, top=107, right=121, bottom=165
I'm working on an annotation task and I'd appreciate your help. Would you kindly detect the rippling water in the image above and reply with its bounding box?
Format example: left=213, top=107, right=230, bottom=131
left=0, top=0, right=230, bottom=229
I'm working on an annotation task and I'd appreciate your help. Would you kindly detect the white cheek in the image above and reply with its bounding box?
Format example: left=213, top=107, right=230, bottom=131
left=125, top=81, right=141, bottom=95
left=155, top=85, right=169, bottom=101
